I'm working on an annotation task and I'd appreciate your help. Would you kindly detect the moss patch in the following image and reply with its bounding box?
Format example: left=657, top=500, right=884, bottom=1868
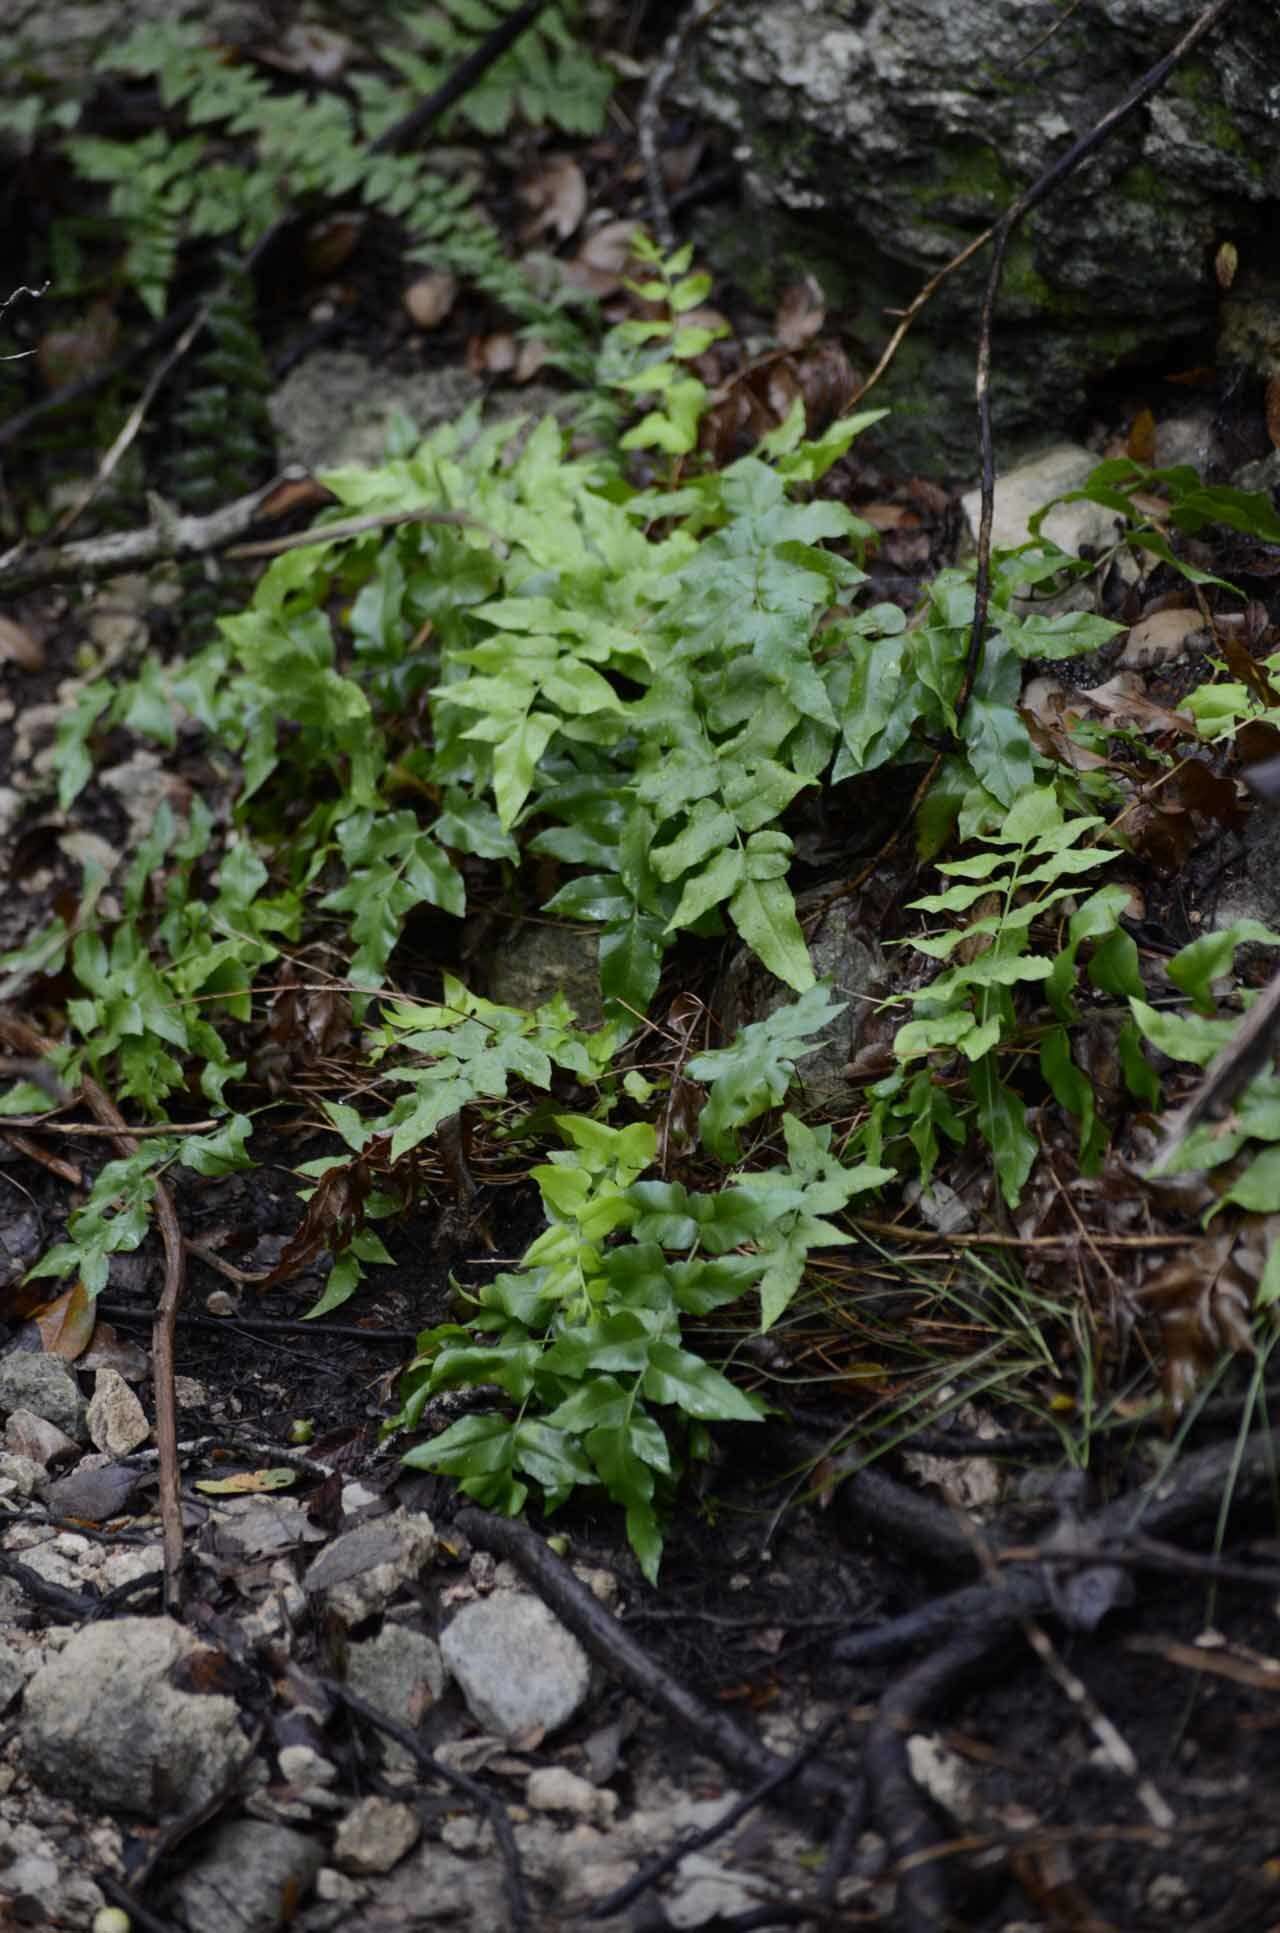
left=911, top=137, right=1015, bottom=221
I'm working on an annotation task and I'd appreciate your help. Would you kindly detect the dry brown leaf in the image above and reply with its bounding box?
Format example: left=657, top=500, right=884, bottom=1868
left=699, top=386, right=775, bottom=467
left=80, top=1320, right=150, bottom=1380
left=1021, top=708, right=1110, bottom=775
left=1267, top=374, right=1280, bottom=453
left=403, top=270, right=459, bottom=330
left=304, top=213, right=364, bottom=280
left=578, top=218, right=641, bottom=272
left=1127, top=489, right=1172, bottom=523
left=1238, top=719, right=1280, bottom=767
left=517, top=154, right=587, bottom=243
left=0, top=615, right=44, bottom=671
left=1118, top=606, right=1205, bottom=670
left=792, top=339, right=857, bottom=429
left=884, top=527, right=932, bottom=568
left=31, top=1280, right=96, bottom=1362
left=259, top=1141, right=383, bottom=1290
left=906, top=477, right=952, bottom=517
left=1241, top=599, right=1274, bottom=652
left=1215, top=239, right=1239, bottom=290
left=467, top=331, right=517, bottom=376
left=954, top=893, right=999, bottom=967
left=256, top=476, right=336, bottom=521
left=1173, top=757, right=1245, bottom=828
left=1217, top=625, right=1280, bottom=707
left=514, top=336, right=549, bottom=384
left=680, top=304, right=731, bottom=340
left=763, top=358, right=803, bottom=423
left=1126, top=407, right=1157, bottom=464
left=1079, top=673, right=1197, bottom=737
left=774, top=275, right=825, bottom=350
left=1133, top=1231, right=1255, bottom=1416
left=262, top=965, right=351, bottom=1091
left=561, top=218, right=643, bottom=295
left=1124, top=795, right=1195, bottom=875
left=196, top=1468, right=297, bottom=1495
left=858, top=502, right=918, bottom=533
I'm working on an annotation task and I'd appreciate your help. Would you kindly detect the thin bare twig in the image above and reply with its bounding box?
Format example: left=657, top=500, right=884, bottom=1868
left=819, top=0, right=1241, bottom=914
left=1008, top=0, right=1090, bottom=71
left=51, top=303, right=209, bottom=540
left=328, top=1682, right=531, bottom=1931
left=0, top=1115, right=220, bottom=1136
left=638, top=0, right=725, bottom=250
left=226, top=503, right=507, bottom=559
left=1147, top=969, right=1280, bottom=1174
left=961, top=0, right=1241, bottom=726
left=0, top=281, right=50, bottom=360
left=959, top=1500, right=1175, bottom=1830
left=851, top=1215, right=1188, bottom=1252
left=586, top=1710, right=853, bottom=1920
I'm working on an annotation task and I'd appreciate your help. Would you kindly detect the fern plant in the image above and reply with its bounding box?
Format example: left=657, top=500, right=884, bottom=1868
left=370, top=0, right=612, bottom=138
left=886, top=785, right=1146, bottom=1205
left=60, top=10, right=611, bottom=323
left=393, top=1100, right=890, bottom=1579
left=15, top=230, right=1248, bottom=1568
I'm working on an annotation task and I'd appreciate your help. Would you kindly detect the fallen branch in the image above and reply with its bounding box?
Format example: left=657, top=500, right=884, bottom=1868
left=0, top=474, right=307, bottom=595
left=455, top=1506, right=862, bottom=1817
left=864, top=1623, right=998, bottom=1932
left=838, top=1421, right=1277, bottom=1926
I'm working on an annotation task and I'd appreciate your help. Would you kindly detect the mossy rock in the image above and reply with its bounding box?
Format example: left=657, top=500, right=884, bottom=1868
left=684, top=0, right=1280, bottom=475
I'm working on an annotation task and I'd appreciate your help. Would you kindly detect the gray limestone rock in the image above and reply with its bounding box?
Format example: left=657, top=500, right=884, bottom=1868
left=481, top=918, right=604, bottom=1029
left=20, top=1617, right=246, bottom=1817
left=169, top=1820, right=323, bottom=1933
left=1215, top=808, right=1280, bottom=934
left=212, top=1494, right=329, bottom=1562
left=0, top=1635, right=30, bottom=1714
left=302, top=1512, right=436, bottom=1625
left=3, top=1408, right=79, bottom=1469
left=716, top=898, right=886, bottom=1111
left=344, top=1622, right=446, bottom=1775
left=85, top=1366, right=150, bottom=1455
left=43, top=1457, right=146, bottom=1522
left=332, top=1796, right=421, bottom=1875
left=0, top=1353, right=87, bottom=1441
left=440, top=1592, right=592, bottom=1738
left=0, top=1819, right=105, bottom=1928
